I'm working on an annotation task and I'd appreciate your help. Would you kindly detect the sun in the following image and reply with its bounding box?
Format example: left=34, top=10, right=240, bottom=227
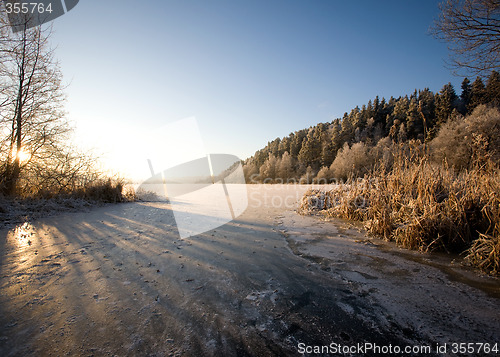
left=15, top=148, right=30, bottom=163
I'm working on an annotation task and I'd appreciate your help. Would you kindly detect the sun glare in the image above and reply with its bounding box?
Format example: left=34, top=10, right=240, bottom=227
left=16, top=148, right=30, bottom=163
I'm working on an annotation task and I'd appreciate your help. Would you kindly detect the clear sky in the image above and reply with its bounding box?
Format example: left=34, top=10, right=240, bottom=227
left=47, top=0, right=463, bottom=181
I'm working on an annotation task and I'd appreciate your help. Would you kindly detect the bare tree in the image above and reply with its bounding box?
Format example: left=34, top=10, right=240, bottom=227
left=432, top=0, right=500, bottom=76
left=0, top=14, right=68, bottom=196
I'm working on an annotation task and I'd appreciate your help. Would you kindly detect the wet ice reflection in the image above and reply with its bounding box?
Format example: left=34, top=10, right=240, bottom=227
left=10, top=222, right=35, bottom=249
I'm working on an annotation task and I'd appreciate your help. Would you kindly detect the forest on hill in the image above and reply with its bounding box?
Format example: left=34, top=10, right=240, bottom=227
left=243, top=71, right=500, bottom=183
left=243, top=0, right=500, bottom=275
left=245, top=70, right=500, bottom=275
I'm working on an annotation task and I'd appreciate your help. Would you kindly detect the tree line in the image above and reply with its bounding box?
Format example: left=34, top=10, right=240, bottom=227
left=243, top=71, right=500, bottom=183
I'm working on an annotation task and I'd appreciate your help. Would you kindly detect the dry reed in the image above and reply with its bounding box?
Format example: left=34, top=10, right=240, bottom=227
left=299, top=150, right=500, bottom=275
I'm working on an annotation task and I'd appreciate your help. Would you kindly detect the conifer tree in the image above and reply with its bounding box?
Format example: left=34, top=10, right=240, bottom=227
left=378, top=97, right=392, bottom=134
left=298, top=128, right=321, bottom=169
left=387, top=96, right=409, bottom=139
left=485, top=70, right=500, bottom=105
left=435, top=83, right=458, bottom=126
left=373, top=95, right=385, bottom=128
left=350, top=106, right=366, bottom=136
left=406, top=98, right=422, bottom=140
left=268, top=138, right=280, bottom=157
left=290, top=130, right=306, bottom=158
left=330, top=120, right=342, bottom=158
left=278, top=136, right=291, bottom=157
left=320, top=139, right=335, bottom=168
left=253, top=149, right=268, bottom=168
left=243, top=75, right=499, bottom=180
left=468, top=76, right=487, bottom=113
left=460, top=78, right=472, bottom=114
left=243, top=160, right=259, bottom=182
left=340, top=113, right=354, bottom=145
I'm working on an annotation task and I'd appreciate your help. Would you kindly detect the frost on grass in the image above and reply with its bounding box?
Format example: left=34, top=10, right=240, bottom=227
left=0, top=196, right=94, bottom=229
left=299, top=158, right=500, bottom=275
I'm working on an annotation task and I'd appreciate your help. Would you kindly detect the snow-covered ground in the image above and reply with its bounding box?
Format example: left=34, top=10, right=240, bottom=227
left=0, top=196, right=95, bottom=230
left=0, top=185, right=498, bottom=356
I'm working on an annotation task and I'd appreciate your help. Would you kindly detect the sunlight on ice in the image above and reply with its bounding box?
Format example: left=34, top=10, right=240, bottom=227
left=10, top=222, right=35, bottom=249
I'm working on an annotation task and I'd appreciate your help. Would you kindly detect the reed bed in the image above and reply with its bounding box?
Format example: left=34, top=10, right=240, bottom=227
left=299, top=157, right=500, bottom=275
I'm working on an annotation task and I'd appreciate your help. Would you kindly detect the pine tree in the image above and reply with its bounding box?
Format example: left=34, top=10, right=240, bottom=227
left=298, top=128, right=321, bottom=169
left=340, top=112, right=355, bottom=145
left=278, top=136, right=291, bottom=157
left=330, top=119, right=342, bottom=158
left=366, top=99, right=374, bottom=121
left=435, top=83, right=457, bottom=126
left=468, top=77, right=487, bottom=113
left=378, top=97, right=392, bottom=134
left=290, top=130, right=306, bottom=159
left=387, top=96, right=409, bottom=140
left=320, top=139, right=335, bottom=168
left=392, top=96, right=410, bottom=123
left=406, top=97, right=422, bottom=140
left=353, top=111, right=366, bottom=139
left=268, top=138, right=280, bottom=157
left=485, top=70, right=500, bottom=105
left=373, top=95, right=385, bottom=128
left=459, top=78, right=471, bottom=114
left=253, top=149, right=268, bottom=168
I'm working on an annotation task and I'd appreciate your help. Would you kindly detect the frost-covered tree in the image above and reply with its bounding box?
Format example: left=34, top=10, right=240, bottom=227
left=431, top=105, right=500, bottom=168
left=243, top=160, right=259, bottom=182
left=277, top=136, right=291, bottom=157
left=330, top=142, right=372, bottom=180
left=298, top=128, right=321, bottom=169
left=290, top=130, right=306, bottom=158
left=315, top=166, right=331, bottom=184
left=277, top=151, right=295, bottom=181
left=259, top=153, right=278, bottom=182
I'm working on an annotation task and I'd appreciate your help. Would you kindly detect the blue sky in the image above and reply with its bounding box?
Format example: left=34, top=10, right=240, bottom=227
left=47, top=0, right=462, bottom=180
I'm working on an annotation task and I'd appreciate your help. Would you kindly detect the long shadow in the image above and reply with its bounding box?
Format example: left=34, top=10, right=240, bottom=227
left=0, top=200, right=423, bottom=356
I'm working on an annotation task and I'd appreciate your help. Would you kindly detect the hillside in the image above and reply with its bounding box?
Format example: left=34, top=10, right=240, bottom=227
left=243, top=71, right=500, bottom=183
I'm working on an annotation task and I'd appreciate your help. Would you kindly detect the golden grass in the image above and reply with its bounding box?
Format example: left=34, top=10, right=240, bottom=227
left=299, top=153, right=500, bottom=275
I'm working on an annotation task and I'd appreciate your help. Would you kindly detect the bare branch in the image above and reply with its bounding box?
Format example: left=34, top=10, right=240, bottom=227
left=432, top=0, right=500, bottom=76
